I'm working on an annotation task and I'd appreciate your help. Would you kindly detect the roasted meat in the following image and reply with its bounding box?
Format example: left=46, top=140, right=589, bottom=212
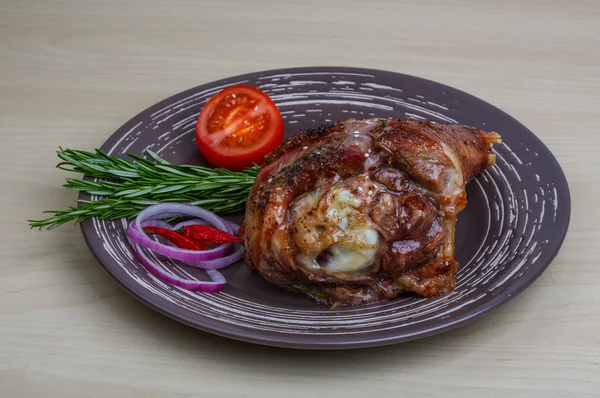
left=243, top=118, right=501, bottom=305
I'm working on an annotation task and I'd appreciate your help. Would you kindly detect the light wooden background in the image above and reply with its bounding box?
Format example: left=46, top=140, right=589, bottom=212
left=2, top=0, right=599, bottom=397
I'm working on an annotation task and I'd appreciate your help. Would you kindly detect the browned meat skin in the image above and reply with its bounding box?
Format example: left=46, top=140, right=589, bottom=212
left=243, top=118, right=500, bottom=306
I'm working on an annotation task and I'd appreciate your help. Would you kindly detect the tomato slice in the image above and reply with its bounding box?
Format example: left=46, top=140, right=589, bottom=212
left=195, top=85, right=284, bottom=170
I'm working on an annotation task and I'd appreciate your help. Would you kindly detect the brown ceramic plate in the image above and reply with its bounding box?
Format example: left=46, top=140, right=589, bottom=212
left=80, top=67, right=570, bottom=349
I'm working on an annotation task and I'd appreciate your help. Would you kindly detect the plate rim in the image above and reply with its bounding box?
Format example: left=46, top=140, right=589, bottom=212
left=79, top=66, right=571, bottom=349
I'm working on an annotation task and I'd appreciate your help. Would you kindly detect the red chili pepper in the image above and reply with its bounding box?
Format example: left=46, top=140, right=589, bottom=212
left=142, top=226, right=208, bottom=250
left=181, top=225, right=244, bottom=244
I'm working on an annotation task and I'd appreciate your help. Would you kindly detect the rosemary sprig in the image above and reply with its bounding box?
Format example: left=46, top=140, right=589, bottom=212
left=290, top=283, right=333, bottom=305
left=28, top=148, right=259, bottom=230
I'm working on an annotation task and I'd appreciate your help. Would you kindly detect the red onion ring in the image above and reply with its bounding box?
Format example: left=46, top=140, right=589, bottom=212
left=126, top=203, right=245, bottom=292
left=140, top=217, right=244, bottom=270
left=183, top=245, right=244, bottom=269
left=133, top=243, right=226, bottom=292
left=126, top=203, right=233, bottom=262
left=141, top=219, right=173, bottom=229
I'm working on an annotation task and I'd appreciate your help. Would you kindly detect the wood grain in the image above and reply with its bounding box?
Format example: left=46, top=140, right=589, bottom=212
left=1, top=0, right=599, bottom=396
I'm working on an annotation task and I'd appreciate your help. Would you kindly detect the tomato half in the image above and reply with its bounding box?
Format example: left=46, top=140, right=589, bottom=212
left=195, top=85, right=284, bottom=170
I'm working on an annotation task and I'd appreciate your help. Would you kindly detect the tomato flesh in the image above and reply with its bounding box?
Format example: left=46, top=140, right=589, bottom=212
left=195, top=85, right=284, bottom=170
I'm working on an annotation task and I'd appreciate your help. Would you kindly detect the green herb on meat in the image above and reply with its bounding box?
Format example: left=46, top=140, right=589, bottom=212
left=290, top=283, right=333, bottom=305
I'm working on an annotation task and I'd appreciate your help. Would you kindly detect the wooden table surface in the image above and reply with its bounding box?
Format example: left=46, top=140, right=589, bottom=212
left=2, top=0, right=599, bottom=396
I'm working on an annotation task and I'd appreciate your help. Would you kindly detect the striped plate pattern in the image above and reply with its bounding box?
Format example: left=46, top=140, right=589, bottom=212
left=80, top=67, right=570, bottom=349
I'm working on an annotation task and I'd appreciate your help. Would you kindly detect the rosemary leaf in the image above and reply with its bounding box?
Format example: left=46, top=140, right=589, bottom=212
left=28, top=148, right=259, bottom=230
